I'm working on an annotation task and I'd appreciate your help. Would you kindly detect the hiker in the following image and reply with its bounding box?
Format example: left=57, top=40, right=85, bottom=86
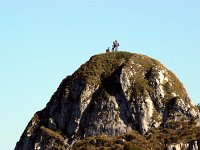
left=112, top=41, right=115, bottom=51
left=106, top=47, right=110, bottom=53
left=114, top=40, right=119, bottom=51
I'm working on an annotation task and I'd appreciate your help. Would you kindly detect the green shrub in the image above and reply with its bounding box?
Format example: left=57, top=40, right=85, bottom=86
left=124, top=143, right=143, bottom=150
left=196, top=104, right=200, bottom=111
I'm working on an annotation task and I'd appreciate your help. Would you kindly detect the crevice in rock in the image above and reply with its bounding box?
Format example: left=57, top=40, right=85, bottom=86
left=77, top=65, right=136, bottom=138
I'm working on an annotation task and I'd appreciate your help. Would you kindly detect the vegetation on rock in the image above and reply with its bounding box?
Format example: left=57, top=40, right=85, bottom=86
left=197, top=104, right=200, bottom=111
left=73, top=52, right=133, bottom=85
left=73, top=123, right=200, bottom=150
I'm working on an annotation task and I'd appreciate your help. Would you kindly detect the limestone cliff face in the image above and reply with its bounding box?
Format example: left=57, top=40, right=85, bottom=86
left=15, top=52, right=200, bottom=150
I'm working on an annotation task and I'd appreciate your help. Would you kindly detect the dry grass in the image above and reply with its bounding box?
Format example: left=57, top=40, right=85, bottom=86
left=40, top=126, right=65, bottom=142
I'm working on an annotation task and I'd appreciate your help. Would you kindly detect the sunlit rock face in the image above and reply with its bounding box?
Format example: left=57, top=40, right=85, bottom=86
left=15, top=52, right=200, bottom=150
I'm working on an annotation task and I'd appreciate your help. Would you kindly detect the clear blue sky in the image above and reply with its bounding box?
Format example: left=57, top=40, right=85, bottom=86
left=0, top=0, right=200, bottom=149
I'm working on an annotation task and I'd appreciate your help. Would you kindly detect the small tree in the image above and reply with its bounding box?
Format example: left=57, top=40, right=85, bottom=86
left=196, top=103, right=200, bottom=111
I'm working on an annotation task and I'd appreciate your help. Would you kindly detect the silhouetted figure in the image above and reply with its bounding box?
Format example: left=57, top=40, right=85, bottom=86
left=114, top=40, right=119, bottom=51
left=112, top=41, right=115, bottom=51
left=106, top=47, right=110, bottom=53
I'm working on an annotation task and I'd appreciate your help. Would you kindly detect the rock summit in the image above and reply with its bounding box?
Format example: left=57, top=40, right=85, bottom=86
left=15, top=52, right=200, bottom=150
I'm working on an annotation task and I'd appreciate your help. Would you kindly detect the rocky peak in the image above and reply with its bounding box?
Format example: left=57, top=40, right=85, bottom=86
left=15, top=52, right=200, bottom=150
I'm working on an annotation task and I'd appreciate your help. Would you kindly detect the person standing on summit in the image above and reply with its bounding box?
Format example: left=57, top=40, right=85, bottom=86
left=112, top=41, right=115, bottom=51
left=114, top=40, right=119, bottom=51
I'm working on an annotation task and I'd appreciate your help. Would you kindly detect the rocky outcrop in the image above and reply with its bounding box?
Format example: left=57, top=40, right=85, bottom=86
left=167, top=140, right=200, bottom=150
left=15, top=52, right=200, bottom=150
